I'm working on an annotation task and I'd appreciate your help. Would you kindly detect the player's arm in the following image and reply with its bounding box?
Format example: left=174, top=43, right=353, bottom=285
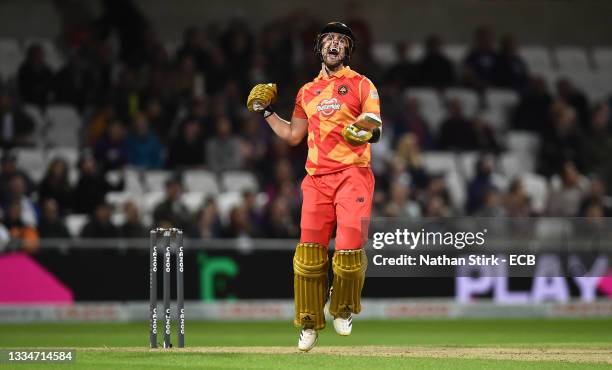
left=342, top=78, right=383, bottom=146
left=246, top=83, right=308, bottom=146
left=264, top=114, right=308, bottom=146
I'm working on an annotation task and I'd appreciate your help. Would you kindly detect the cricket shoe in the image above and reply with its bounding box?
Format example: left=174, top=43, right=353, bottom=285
left=333, top=311, right=352, bottom=336
left=297, top=328, right=318, bottom=352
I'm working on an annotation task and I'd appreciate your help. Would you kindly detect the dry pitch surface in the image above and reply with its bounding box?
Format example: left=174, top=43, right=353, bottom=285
left=87, top=346, right=612, bottom=364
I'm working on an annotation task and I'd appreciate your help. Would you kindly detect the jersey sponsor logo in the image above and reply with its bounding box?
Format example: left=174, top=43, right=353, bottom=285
left=316, top=98, right=341, bottom=116
left=338, top=84, right=349, bottom=95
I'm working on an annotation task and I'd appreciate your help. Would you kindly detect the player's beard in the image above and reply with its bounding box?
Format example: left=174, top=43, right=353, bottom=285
left=322, top=47, right=345, bottom=71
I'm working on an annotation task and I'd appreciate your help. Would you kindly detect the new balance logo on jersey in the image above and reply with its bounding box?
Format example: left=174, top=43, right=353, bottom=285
left=356, top=197, right=365, bottom=203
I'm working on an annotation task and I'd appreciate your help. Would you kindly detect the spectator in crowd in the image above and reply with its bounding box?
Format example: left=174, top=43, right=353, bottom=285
left=538, top=104, right=586, bottom=176
left=438, top=99, right=498, bottom=151
left=94, top=119, right=128, bottom=172
left=239, top=114, right=268, bottom=171
left=120, top=201, right=146, bottom=238
left=512, top=76, right=553, bottom=134
left=73, top=151, right=123, bottom=214
left=166, top=118, right=205, bottom=169
left=463, top=26, right=498, bottom=90
left=0, top=152, right=34, bottom=196
left=466, top=154, right=496, bottom=214
left=18, top=44, right=53, bottom=107
left=423, top=175, right=453, bottom=212
left=493, top=34, right=529, bottom=91
left=556, top=78, right=590, bottom=130
left=585, top=103, right=611, bottom=175
left=4, top=201, right=39, bottom=253
left=0, top=92, right=35, bottom=148
left=126, top=112, right=164, bottom=169
left=53, top=50, right=97, bottom=111
left=176, top=26, right=213, bottom=73
left=265, top=159, right=297, bottom=202
left=385, top=42, right=419, bottom=88
left=395, top=134, right=429, bottom=188
left=194, top=198, right=222, bottom=239
left=474, top=187, right=506, bottom=217
left=221, top=205, right=256, bottom=238
left=418, top=34, right=456, bottom=89
left=505, top=179, right=532, bottom=217
left=242, top=191, right=263, bottom=231
left=153, top=176, right=193, bottom=231
left=579, top=178, right=612, bottom=217
left=38, top=157, right=73, bottom=214
left=0, top=211, right=10, bottom=253
left=38, top=199, right=71, bottom=238
left=262, top=196, right=299, bottom=238
left=80, top=203, right=120, bottom=238
left=423, top=195, right=450, bottom=217
left=206, top=116, right=243, bottom=173
left=2, top=174, right=37, bottom=227
left=393, top=97, right=433, bottom=149
left=383, top=182, right=421, bottom=218
left=547, top=161, right=588, bottom=217
left=87, top=101, right=117, bottom=146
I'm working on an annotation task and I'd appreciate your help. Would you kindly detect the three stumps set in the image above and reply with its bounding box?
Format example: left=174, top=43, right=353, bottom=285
left=149, top=228, right=185, bottom=348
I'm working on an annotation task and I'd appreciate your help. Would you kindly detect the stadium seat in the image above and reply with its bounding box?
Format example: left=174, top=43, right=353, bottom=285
left=371, top=43, right=398, bottom=66
left=143, top=170, right=172, bottom=191
left=45, top=105, right=82, bottom=147
left=0, top=38, right=22, bottom=81
left=216, top=191, right=243, bottom=225
left=479, top=108, right=507, bottom=131
left=535, top=218, right=573, bottom=239
left=163, top=40, right=180, bottom=58
left=565, top=71, right=612, bottom=102
left=554, top=47, right=591, bottom=73
left=421, top=152, right=457, bottom=175
left=181, top=191, right=206, bottom=214
left=519, top=46, right=553, bottom=75
left=111, top=212, right=126, bottom=227
left=22, top=104, right=47, bottom=147
left=220, top=171, right=258, bottom=193
left=521, top=173, right=548, bottom=214
left=444, top=88, right=480, bottom=117
left=15, top=148, right=47, bottom=183
left=66, top=214, right=88, bottom=237
left=506, top=131, right=540, bottom=155
left=445, top=170, right=466, bottom=210
left=106, top=191, right=139, bottom=212
left=592, top=47, right=612, bottom=70
left=105, top=169, right=143, bottom=194
left=47, top=147, right=79, bottom=167
left=23, top=37, right=65, bottom=71
left=183, top=170, right=219, bottom=194
left=485, top=89, right=519, bottom=113
left=404, top=88, right=445, bottom=133
left=457, top=151, right=479, bottom=180
left=499, top=152, right=534, bottom=178
left=443, top=44, right=467, bottom=64
left=141, top=191, right=166, bottom=215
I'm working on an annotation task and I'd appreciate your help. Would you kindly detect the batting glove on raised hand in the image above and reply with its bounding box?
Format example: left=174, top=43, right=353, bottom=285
left=246, top=83, right=278, bottom=118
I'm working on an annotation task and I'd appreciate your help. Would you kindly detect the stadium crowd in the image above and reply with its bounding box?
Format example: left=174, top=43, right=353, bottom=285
left=1, top=1, right=611, bottom=253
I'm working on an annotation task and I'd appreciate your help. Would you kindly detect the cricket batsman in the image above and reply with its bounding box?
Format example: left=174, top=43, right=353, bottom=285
left=246, top=22, right=381, bottom=351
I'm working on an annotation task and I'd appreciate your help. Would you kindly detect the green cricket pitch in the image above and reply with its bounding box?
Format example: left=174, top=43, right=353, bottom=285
left=1, top=319, right=611, bottom=369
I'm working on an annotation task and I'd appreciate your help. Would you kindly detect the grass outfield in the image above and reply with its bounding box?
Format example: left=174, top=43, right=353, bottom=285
left=1, top=319, right=611, bottom=369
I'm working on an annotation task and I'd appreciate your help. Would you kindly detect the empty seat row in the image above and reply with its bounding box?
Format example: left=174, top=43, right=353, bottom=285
left=371, top=42, right=612, bottom=73
left=405, top=88, right=520, bottom=133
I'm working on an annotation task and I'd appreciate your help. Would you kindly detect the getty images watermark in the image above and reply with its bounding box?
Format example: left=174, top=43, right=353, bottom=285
left=363, top=217, right=611, bottom=278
